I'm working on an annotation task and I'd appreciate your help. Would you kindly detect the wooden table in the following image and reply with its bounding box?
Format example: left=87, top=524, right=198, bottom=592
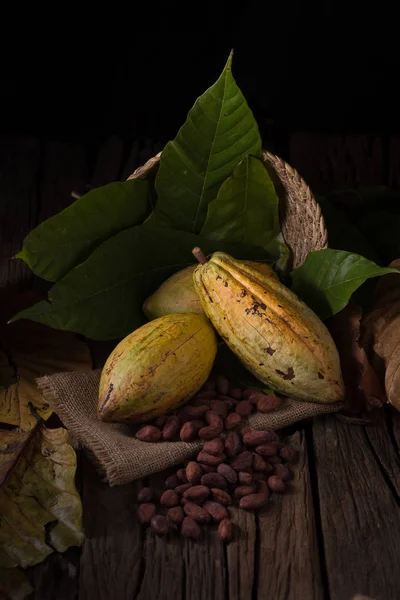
left=2, top=134, right=400, bottom=600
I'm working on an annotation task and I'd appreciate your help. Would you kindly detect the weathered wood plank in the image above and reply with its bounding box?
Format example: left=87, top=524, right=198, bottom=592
left=313, top=414, right=400, bottom=600
left=78, top=455, right=143, bottom=600
left=39, top=141, right=88, bottom=221
left=226, top=506, right=256, bottom=600
left=90, top=135, right=124, bottom=188
left=182, top=528, right=226, bottom=600
left=256, top=431, right=325, bottom=600
left=364, top=407, right=400, bottom=498
left=289, top=133, right=384, bottom=193
left=135, top=472, right=184, bottom=600
left=26, top=549, right=80, bottom=600
left=0, top=136, right=41, bottom=286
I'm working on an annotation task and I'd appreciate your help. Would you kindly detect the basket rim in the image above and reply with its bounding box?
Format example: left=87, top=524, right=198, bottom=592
left=127, top=148, right=328, bottom=258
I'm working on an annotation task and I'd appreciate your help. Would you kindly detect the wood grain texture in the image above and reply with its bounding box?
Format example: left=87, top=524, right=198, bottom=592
left=183, top=528, right=226, bottom=600
left=26, top=549, right=80, bottom=600
left=39, top=141, right=87, bottom=221
left=90, top=135, right=124, bottom=188
left=313, top=414, right=400, bottom=600
left=226, top=506, right=256, bottom=600
left=364, top=407, right=400, bottom=498
left=79, top=455, right=143, bottom=600
left=256, top=431, right=325, bottom=600
left=289, top=133, right=384, bottom=193
left=0, top=136, right=41, bottom=286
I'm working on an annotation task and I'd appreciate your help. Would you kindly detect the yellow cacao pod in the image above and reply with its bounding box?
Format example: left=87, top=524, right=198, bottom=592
left=143, top=261, right=277, bottom=320
left=193, top=251, right=345, bottom=404
left=98, top=313, right=218, bottom=423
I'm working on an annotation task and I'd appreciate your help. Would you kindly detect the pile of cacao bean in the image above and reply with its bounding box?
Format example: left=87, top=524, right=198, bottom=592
left=135, top=374, right=282, bottom=443
left=136, top=423, right=294, bottom=542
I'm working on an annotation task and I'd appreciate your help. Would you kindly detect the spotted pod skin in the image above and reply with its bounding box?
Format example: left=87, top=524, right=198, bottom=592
left=98, top=313, right=218, bottom=423
left=142, top=261, right=278, bottom=320
left=193, top=252, right=344, bottom=403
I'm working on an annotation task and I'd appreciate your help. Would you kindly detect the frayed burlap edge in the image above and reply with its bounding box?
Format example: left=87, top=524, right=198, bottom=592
left=37, top=370, right=343, bottom=486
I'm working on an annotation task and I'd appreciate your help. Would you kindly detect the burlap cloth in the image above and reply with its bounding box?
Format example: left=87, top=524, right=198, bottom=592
left=37, top=370, right=343, bottom=486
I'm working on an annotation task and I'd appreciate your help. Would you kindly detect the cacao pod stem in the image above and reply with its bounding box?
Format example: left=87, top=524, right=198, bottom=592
left=192, top=247, right=208, bottom=265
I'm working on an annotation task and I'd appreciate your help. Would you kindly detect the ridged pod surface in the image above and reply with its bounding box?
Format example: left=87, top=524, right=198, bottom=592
left=193, top=251, right=344, bottom=403
left=143, top=261, right=277, bottom=320
left=98, top=313, right=218, bottom=423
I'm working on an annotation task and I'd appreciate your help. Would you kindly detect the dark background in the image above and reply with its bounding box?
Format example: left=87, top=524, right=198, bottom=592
left=1, top=6, right=397, bottom=146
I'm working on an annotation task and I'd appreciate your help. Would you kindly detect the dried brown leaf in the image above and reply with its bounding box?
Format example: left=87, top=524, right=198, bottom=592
left=386, top=343, right=400, bottom=410
left=0, top=288, right=92, bottom=431
left=327, top=302, right=386, bottom=413
left=373, top=258, right=400, bottom=309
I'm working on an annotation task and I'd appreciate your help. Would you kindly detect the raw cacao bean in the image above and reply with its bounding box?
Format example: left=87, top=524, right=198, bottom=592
left=199, top=424, right=223, bottom=440
left=197, top=450, right=226, bottom=466
left=218, top=518, right=233, bottom=542
left=280, top=445, right=294, bottom=461
left=216, top=374, right=230, bottom=395
left=243, top=430, right=277, bottom=446
left=203, top=500, right=228, bottom=522
left=201, top=472, right=228, bottom=489
left=180, top=422, right=197, bottom=442
left=235, top=401, right=253, bottom=417
left=154, top=415, right=167, bottom=428
left=160, top=489, right=179, bottom=507
left=177, top=468, right=188, bottom=482
left=256, top=443, right=278, bottom=457
left=267, top=475, right=285, bottom=492
left=183, top=502, right=211, bottom=523
left=224, top=432, right=242, bottom=457
left=229, top=386, right=242, bottom=400
left=243, top=387, right=261, bottom=402
left=137, top=503, right=156, bottom=524
left=217, top=463, right=238, bottom=484
left=203, top=438, right=224, bottom=456
left=137, top=487, right=153, bottom=503
left=162, top=415, right=181, bottom=440
left=224, top=413, right=242, bottom=430
left=252, top=454, right=267, bottom=471
left=274, top=464, right=292, bottom=481
left=209, top=399, right=229, bottom=419
left=211, top=488, right=232, bottom=506
left=167, top=506, right=185, bottom=525
left=183, top=485, right=210, bottom=503
left=181, top=516, right=201, bottom=540
left=234, top=485, right=255, bottom=498
left=151, top=515, right=169, bottom=536
left=136, top=425, right=162, bottom=442
left=186, top=461, right=203, bottom=483
left=238, top=472, right=253, bottom=485
left=165, top=474, right=180, bottom=489
left=200, top=464, right=217, bottom=473
left=230, top=450, right=253, bottom=471
left=175, top=483, right=193, bottom=495
left=257, top=395, right=281, bottom=413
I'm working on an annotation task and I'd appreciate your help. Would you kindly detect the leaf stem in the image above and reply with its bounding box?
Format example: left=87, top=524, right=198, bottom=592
left=192, top=247, right=208, bottom=264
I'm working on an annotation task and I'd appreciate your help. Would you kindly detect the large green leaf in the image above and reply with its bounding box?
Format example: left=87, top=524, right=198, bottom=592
left=290, top=249, right=399, bottom=320
left=201, top=155, right=289, bottom=270
left=15, top=179, right=151, bottom=282
left=10, top=226, right=270, bottom=340
left=149, top=52, right=262, bottom=233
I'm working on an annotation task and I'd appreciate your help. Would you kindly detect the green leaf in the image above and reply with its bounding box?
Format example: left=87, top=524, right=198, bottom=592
left=201, top=156, right=290, bottom=270
left=149, top=52, right=262, bottom=233
left=16, top=179, right=151, bottom=282
left=290, top=249, right=400, bottom=320
left=10, top=226, right=270, bottom=340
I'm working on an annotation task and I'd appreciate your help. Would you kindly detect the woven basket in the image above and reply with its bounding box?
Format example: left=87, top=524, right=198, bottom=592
left=127, top=149, right=327, bottom=268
